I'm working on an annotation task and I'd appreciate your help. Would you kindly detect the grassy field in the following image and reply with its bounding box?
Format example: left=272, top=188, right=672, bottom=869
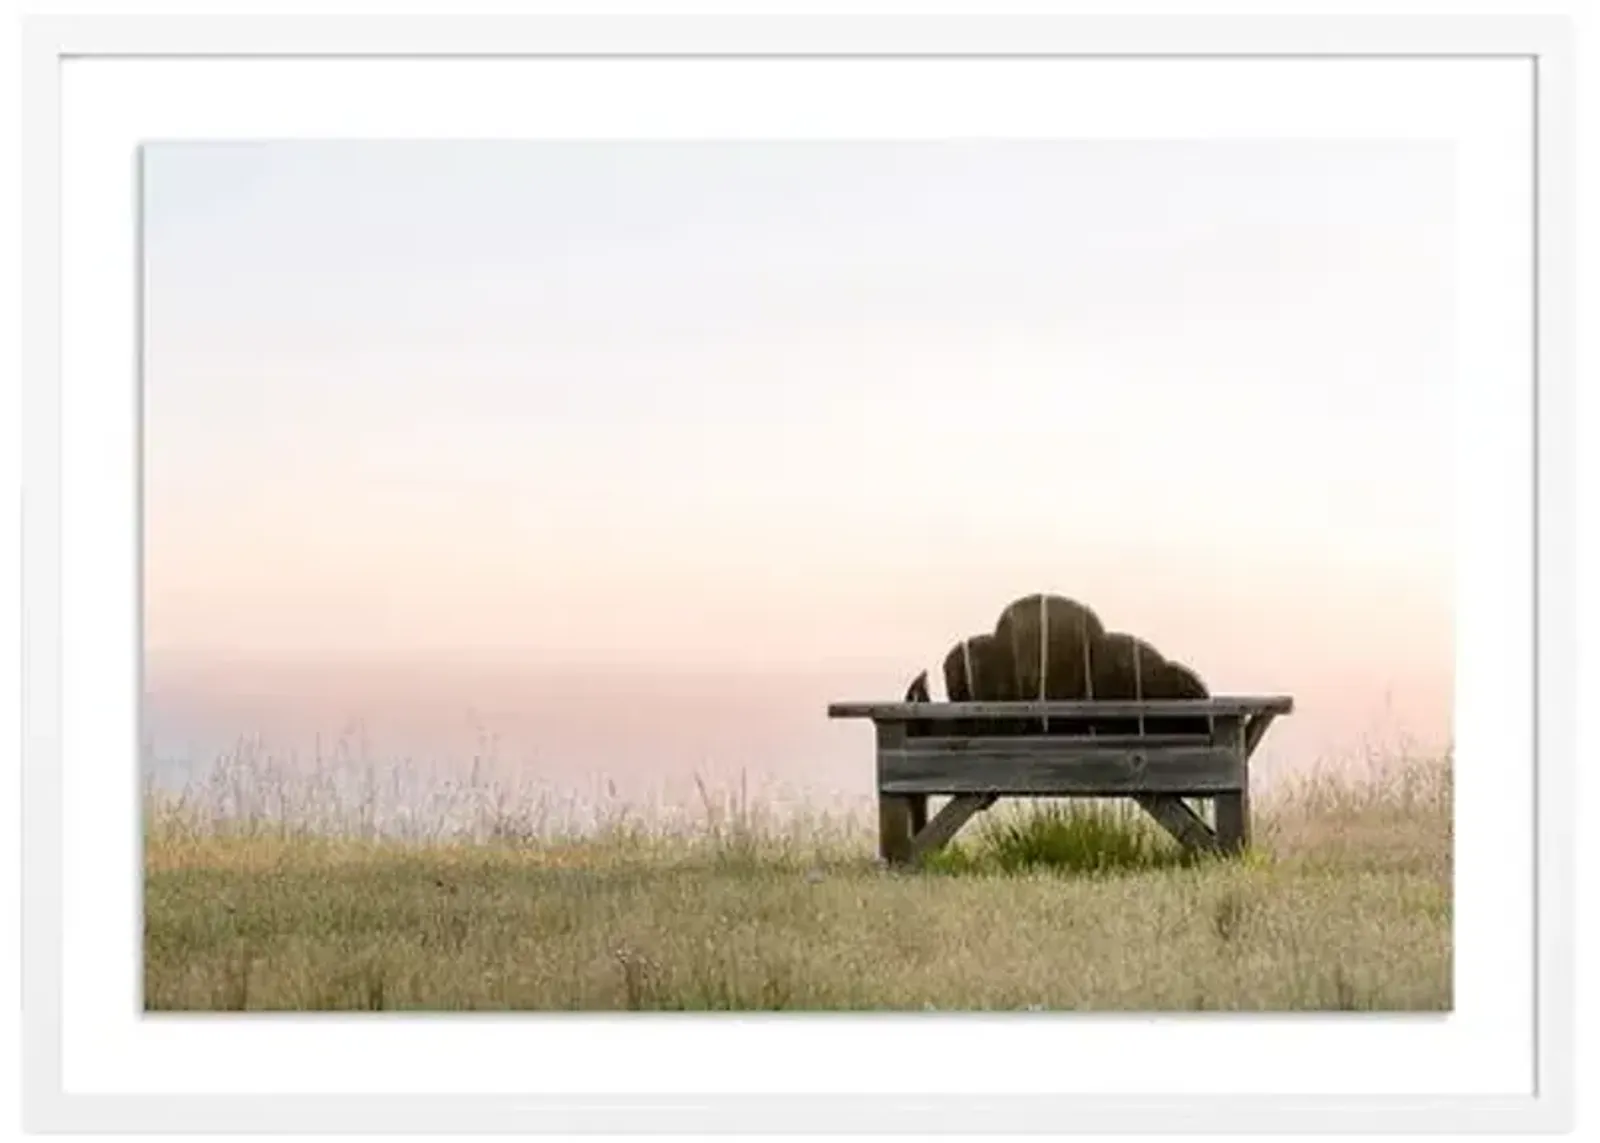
left=143, top=754, right=1452, bottom=1012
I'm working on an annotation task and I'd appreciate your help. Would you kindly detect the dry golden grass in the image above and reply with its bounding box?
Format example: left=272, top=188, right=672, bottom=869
left=142, top=753, right=1451, bottom=1012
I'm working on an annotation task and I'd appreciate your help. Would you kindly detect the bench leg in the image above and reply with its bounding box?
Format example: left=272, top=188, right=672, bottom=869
left=1212, top=715, right=1252, bottom=856
left=908, top=794, right=996, bottom=862
left=1214, top=789, right=1251, bottom=854
left=878, top=795, right=915, bottom=865
left=907, top=795, right=929, bottom=837
left=1134, top=794, right=1220, bottom=855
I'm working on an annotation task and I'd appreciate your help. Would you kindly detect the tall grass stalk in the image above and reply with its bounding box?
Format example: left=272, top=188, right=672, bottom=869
left=143, top=746, right=1452, bottom=1012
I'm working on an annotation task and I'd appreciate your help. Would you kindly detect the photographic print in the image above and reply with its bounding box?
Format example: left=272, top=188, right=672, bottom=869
left=140, top=137, right=1454, bottom=1013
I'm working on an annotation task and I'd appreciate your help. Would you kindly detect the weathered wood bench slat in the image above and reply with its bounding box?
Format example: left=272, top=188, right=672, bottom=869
left=830, top=696, right=1292, bottom=721
left=891, top=732, right=1214, bottom=751
left=880, top=743, right=1242, bottom=796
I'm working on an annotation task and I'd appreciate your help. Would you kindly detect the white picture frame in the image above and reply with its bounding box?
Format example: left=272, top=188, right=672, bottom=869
left=18, top=9, right=1577, bottom=1135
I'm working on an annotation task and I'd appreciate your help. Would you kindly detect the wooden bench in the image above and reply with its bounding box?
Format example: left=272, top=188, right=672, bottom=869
left=827, top=697, right=1293, bottom=866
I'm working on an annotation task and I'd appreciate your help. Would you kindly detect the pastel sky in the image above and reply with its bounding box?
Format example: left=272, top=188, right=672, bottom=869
left=142, top=140, right=1455, bottom=769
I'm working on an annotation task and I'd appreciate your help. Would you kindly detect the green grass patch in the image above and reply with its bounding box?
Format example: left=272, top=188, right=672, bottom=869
left=964, top=800, right=1195, bottom=875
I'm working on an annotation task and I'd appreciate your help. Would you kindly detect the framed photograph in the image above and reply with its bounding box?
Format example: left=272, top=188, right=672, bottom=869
left=19, top=10, right=1576, bottom=1135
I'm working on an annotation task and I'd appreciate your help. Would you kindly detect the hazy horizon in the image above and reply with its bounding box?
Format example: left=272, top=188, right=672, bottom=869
left=141, top=138, right=1455, bottom=813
